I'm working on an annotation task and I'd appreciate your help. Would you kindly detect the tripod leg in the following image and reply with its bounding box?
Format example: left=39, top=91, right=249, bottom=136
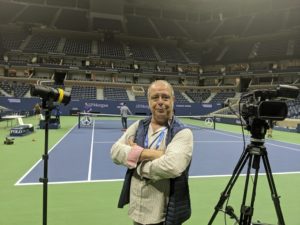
left=239, top=154, right=260, bottom=225
left=261, top=154, right=285, bottom=225
left=208, top=150, right=250, bottom=225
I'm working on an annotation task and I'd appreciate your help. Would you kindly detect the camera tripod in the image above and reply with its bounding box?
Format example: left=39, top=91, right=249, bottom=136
left=208, top=118, right=285, bottom=225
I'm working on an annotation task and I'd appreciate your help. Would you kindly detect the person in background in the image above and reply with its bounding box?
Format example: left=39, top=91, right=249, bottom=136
left=267, top=120, right=275, bottom=138
left=111, top=80, right=193, bottom=225
left=33, top=103, right=42, bottom=126
left=33, top=103, right=41, bottom=118
left=84, top=103, right=92, bottom=113
left=54, top=104, right=61, bottom=123
left=120, top=102, right=132, bottom=131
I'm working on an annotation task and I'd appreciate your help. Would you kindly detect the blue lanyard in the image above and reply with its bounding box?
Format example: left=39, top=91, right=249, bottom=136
left=144, top=128, right=167, bottom=149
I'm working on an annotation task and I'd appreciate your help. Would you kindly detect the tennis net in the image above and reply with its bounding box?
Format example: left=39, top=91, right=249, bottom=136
left=77, top=112, right=216, bottom=130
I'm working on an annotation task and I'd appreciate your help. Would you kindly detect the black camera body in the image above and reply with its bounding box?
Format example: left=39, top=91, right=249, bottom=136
left=241, top=85, right=299, bottom=137
left=242, top=85, right=299, bottom=121
left=241, top=100, right=288, bottom=121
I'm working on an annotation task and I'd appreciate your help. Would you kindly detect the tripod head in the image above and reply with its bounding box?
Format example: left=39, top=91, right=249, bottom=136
left=246, top=118, right=269, bottom=141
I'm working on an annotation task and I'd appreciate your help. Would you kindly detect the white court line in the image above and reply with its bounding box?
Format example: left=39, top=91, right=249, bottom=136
left=15, top=124, right=300, bottom=186
left=15, top=171, right=300, bottom=186
left=87, top=120, right=95, bottom=181
left=266, top=142, right=300, bottom=152
left=189, top=171, right=300, bottom=179
left=207, top=129, right=245, bottom=139
left=209, top=129, right=300, bottom=151
left=93, top=140, right=243, bottom=144
left=194, top=140, right=242, bottom=143
left=15, top=123, right=78, bottom=186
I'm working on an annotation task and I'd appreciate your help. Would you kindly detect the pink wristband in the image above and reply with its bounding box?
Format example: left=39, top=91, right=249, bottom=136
left=127, top=145, right=144, bottom=168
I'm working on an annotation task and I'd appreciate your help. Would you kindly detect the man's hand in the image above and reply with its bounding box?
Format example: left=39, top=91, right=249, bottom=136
left=128, top=138, right=137, bottom=147
left=139, top=149, right=164, bottom=162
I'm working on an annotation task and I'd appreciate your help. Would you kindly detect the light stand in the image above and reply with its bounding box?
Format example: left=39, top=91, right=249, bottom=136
left=30, top=84, right=71, bottom=225
left=208, top=118, right=285, bottom=225
left=40, top=98, right=55, bottom=225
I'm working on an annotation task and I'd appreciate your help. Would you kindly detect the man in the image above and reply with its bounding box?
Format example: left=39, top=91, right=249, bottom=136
left=120, top=102, right=132, bottom=131
left=111, top=80, right=193, bottom=225
left=54, top=104, right=61, bottom=123
left=267, top=120, right=275, bottom=138
left=33, top=103, right=41, bottom=118
left=33, top=102, right=42, bottom=126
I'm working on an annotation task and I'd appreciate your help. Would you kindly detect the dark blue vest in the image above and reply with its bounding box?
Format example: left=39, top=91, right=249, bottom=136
left=118, top=116, right=191, bottom=225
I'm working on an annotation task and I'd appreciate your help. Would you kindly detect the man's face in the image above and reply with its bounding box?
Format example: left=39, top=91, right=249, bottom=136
left=148, top=82, right=174, bottom=125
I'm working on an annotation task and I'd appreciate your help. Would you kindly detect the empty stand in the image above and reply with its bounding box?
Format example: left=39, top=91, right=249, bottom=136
left=103, top=87, right=129, bottom=101
left=71, top=86, right=97, bottom=100
left=255, top=38, right=288, bottom=60
left=63, top=39, right=92, bottom=56
left=223, top=40, right=256, bottom=63
left=0, top=81, right=13, bottom=95
left=97, top=40, right=125, bottom=59
left=155, top=44, right=187, bottom=63
left=186, top=90, right=211, bottom=103
left=1, top=30, right=27, bottom=50
left=128, top=43, right=157, bottom=61
left=174, top=90, right=190, bottom=104
left=209, top=91, right=236, bottom=104
left=14, top=83, right=30, bottom=97
left=24, top=34, right=60, bottom=53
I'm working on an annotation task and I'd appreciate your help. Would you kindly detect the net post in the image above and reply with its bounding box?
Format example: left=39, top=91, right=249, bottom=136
left=213, top=115, right=216, bottom=130
left=78, top=113, right=81, bottom=129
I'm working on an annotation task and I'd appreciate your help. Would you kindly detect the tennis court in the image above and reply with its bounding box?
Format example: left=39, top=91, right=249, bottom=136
left=17, top=116, right=300, bottom=185
left=1, top=115, right=300, bottom=225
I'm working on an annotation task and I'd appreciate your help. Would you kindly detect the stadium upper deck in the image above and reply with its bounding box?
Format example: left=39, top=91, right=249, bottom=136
left=0, top=0, right=300, bottom=96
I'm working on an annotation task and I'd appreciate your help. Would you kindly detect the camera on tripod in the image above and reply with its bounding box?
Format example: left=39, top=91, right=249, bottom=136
left=208, top=85, right=299, bottom=225
left=241, top=85, right=299, bottom=133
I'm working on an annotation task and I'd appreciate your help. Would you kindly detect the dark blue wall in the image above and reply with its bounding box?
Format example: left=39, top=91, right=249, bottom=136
left=0, top=97, right=222, bottom=116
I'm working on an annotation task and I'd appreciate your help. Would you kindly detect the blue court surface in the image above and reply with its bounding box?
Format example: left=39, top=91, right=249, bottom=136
left=16, top=120, right=300, bottom=185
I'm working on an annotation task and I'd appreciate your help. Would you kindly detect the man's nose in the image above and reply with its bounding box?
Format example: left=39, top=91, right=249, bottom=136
left=157, top=96, right=164, bottom=103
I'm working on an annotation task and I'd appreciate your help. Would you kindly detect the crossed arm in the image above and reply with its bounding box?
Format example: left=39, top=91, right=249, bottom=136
left=111, top=120, right=165, bottom=168
left=127, top=138, right=164, bottom=162
left=111, top=121, right=193, bottom=180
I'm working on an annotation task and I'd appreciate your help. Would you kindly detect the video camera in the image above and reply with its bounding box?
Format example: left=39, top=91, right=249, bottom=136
left=240, top=85, right=299, bottom=137
left=241, top=85, right=299, bottom=121
left=30, top=84, right=71, bottom=105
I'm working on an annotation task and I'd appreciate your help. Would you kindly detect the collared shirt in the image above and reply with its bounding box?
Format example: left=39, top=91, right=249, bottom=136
left=111, top=120, right=193, bottom=224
